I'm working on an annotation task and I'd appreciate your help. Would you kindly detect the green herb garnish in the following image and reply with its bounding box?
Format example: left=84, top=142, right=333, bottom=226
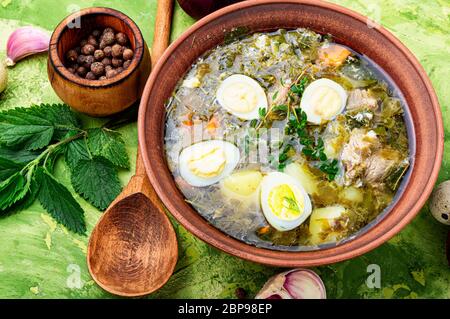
left=290, top=77, right=309, bottom=96
left=0, top=104, right=131, bottom=234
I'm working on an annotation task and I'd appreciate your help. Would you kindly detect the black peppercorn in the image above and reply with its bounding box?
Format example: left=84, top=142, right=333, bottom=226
left=76, top=54, right=86, bottom=65
left=94, top=49, right=105, bottom=61
left=123, top=60, right=131, bottom=69
left=101, top=32, right=115, bottom=46
left=87, top=35, right=98, bottom=48
left=83, top=55, right=95, bottom=69
left=103, top=46, right=112, bottom=57
left=76, top=66, right=88, bottom=77
left=66, top=49, right=78, bottom=63
left=81, top=44, right=95, bottom=55
left=85, top=71, right=97, bottom=80
left=116, top=67, right=124, bottom=74
left=115, top=32, right=128, bottom=45
left=235, top=288, right=247, bottom=299
left=122, top=48, right=134, bottom=61
left=106, top=69, right=118, bottom=79
left=111, top=58, right=123, bottom=68
left=101, top=57, right=112, bottom=66
left=92, top=29, right=101, bottom=37
left=91, top=62, right=105, bottom=76
left=111, top=44, right=124, bottom=58
left=103, top=27, right=114, bottom=35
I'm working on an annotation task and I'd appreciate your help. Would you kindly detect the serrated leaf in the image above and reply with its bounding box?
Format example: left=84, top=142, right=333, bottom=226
left=35, top=168, right=86, bottom=235
left=43, top=104, right=81, bottom=139
left=65, top=136, right=90, bottom=170
left=0, top=104, right=80, bottom=150
left=71, top=157, right=122, bottom=210
left=0, top=147, right=40, bottom=164
left=1, top=177, right=39, bottom=217
left=87, top=128, right=129, bottom=169
left=0, top=157, right=24, bottom=182
left=0, top=172, right=28, bottom=210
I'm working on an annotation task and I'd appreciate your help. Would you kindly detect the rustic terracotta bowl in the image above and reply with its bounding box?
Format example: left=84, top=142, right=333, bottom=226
left=48, top=7, right=151, bottom=117
left=139, top=0, right=444, bottom=266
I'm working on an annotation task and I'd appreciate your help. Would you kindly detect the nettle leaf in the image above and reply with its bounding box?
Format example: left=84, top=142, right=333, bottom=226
left=43, top=104, right=81, bottom=139
left=0, top=104, right=80, bottom=150
left=87, top=128, right=129, bottom=169
left=0, top=147, right=40, bottom=164
left=71, top=157, right=122, bottom=210
left=0, top=157, right=24, bottom=182
left=1, top=177, right=39, bottom=216
left=65, top=134, right=90, bottom=170
left=0, top=172, right=29, bottom=210
left=35, top=167, right=86, bottom=235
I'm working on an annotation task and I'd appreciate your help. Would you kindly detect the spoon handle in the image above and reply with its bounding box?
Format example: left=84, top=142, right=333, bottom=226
left=152, top=0, right=174, bottom=66
left=135, top=0, right=174, bottom=179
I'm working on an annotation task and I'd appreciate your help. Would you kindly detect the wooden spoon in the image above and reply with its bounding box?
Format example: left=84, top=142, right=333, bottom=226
left=87, top=0, right=177, bottom=297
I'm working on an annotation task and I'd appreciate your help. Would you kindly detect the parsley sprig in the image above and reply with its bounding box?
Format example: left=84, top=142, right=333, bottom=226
left=0, top=104, right=131, bottom=234
left=276, top=74, right=339, bottom=180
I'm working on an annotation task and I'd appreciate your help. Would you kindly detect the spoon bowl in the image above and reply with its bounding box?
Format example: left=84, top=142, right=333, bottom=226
left=87, top=176, right=178, bottom=297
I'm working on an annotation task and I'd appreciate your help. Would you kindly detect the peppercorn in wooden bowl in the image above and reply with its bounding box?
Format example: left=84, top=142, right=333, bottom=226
left=48, top=7, right=151, bottom=116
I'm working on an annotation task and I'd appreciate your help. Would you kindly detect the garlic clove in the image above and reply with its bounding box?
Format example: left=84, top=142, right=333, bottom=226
left=0, top=61, right=8, bottom=94
left=255, top=268, right=326, bottom=299
left=6, top=26, right=50, bottom=67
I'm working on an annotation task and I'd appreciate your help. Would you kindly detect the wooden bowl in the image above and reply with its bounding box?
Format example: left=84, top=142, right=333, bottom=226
left=48, top=7, right=151, bottom=117
left=139, top=0, right=444, bottom=267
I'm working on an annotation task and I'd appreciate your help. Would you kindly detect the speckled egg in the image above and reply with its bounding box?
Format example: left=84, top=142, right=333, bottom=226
left=429, top=181, right=450, bottom=225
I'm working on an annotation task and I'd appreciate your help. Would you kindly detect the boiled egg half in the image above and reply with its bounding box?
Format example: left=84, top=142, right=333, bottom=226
left=260, top=172, right=312, bottom=231
left=300, top=78, right=347, bottom=124
left=179, top=140, right=240, bottom=187
left=216, top=74, right=268, bottom=120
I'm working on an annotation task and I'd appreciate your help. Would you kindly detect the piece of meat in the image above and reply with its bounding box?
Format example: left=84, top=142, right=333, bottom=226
left=365, top=148, right=401, bottom=185
left=346, top=89, right=378, bottom=111
left=340, top=128, right=380, bottom=184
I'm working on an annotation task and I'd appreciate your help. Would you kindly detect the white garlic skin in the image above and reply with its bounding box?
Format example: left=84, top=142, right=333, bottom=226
left=429, top=181, right=450, bottom=225
left=0, top=61, right=7, bottom=94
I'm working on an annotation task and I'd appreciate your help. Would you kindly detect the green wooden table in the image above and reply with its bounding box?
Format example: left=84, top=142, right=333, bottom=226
left=0, top=0, right=449, bottom=299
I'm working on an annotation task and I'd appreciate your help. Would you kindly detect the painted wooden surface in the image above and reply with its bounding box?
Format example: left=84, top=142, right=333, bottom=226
left=0, top=0, right=449, bottom=298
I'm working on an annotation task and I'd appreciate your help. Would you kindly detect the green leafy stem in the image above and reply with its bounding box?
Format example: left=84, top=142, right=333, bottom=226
left=0, top=104, right=133, bottom=235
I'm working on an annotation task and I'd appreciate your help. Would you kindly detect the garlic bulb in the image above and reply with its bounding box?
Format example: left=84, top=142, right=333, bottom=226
left=255, top=269, right=326, bottom=299
left=0, top=61, right=7, bottom=93
left=6, top=26, right=50, bottom=67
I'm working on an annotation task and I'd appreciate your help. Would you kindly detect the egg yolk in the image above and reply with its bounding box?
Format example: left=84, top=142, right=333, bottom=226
left=187, top=146, right=226, bottom=178
left=309, top=86, right=342, bottom=120
left=221, top=82, right=258, bottom=113
left=268, top=184, right=304, bottom=220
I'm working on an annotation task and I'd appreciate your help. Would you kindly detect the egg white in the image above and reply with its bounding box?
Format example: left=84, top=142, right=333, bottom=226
left=179, top=140, right=240, bottom=187
left=260, top=172, right=312, bottom=231
left=216, top=74, right=268, bottom=120
left=300, top=78, right=348, bottom=124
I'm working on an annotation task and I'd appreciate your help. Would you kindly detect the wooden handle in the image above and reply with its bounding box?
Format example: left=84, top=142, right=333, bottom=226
left=152, top=0, right=174, bottom=67
left=135, top=0, right=174, bottom=177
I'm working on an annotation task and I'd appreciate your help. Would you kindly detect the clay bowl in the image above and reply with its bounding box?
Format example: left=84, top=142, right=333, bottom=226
left=139, top=0, right=444, bottom=267
left=48, top=7, right=151, bottom=117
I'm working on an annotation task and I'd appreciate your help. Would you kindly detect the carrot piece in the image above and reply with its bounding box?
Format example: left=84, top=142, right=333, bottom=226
left=258, top=226, right=270, bottom=235
left=182, top=112, right=194, bottom=126
left=318, top=44, right=351, bottom=67
left=206, top=116, right=219, bottom=134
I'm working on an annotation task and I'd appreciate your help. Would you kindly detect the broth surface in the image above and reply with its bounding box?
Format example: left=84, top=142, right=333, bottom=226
left=164, top=29, right=410, bottom=251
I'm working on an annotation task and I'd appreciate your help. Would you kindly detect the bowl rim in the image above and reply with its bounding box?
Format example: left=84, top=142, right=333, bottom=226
left=48, top=7, right=145, bottom=88
left=138, top=0, right=444, bottom=267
